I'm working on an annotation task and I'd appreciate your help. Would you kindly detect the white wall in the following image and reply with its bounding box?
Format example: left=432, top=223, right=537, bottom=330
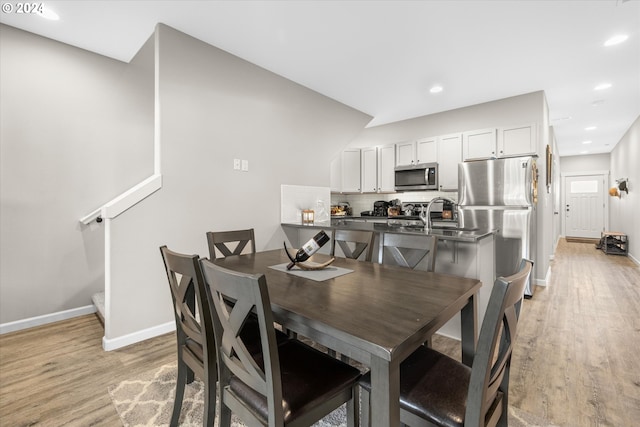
left=0, top=25, right=154, bottom=325
left=105, top=25, right=371, bottom=342
left=345, top=91, right=552, bottom=285
left=609, top=115, right=640, bottom=263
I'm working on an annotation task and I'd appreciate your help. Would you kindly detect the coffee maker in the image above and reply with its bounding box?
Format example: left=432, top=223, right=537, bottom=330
left=373, top=200, right=390, bottom=216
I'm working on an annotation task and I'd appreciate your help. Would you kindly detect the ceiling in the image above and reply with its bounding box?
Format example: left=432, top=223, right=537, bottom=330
left=2, top=1, right=639, bottom=157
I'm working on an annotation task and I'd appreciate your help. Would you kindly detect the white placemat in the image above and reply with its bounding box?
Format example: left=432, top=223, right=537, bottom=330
left=269, top=263, right=354, bottom=282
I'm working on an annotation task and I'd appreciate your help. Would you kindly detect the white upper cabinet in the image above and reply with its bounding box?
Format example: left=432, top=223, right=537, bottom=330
left=377, top=143, right=396, bottom=192
left=463, top=124, right=537, bottom=160
left=462, top=128, right=497, bottom=161
left=361, top=147, right=378, bottom=193
left=396, top=137, right=437, bottom=166
left=498, top=123, right=537, bottom=157
left=437, top=133, right=462, bottom=191
left=396, top=141, right=416, bottom=166
left=416, top=137, right=438, bottom=164
left=341, top=148, right=361, bottom=193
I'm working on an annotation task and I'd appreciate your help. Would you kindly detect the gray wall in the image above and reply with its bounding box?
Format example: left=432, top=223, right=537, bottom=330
left=609, top=116, right=639, bottom=262
left=346, top=91, right=553, bottom=285
left=0, top=25, right=154, bottom=324
left=560, top=153, right=610, bottom=173
left=105, top=25, right=371, bottom=340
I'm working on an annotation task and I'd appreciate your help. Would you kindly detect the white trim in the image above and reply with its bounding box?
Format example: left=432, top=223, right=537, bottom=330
left=104, top=218, right=112, bottom=338
left=628, top=252, right=640, bottom=266
left=102, top=321, right=175, bottom=351
left=0, top=305, right=96, bottom=335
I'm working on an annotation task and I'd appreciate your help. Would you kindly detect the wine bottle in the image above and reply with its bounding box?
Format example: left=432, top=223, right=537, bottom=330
left=286, top=230, right=330, bottom=270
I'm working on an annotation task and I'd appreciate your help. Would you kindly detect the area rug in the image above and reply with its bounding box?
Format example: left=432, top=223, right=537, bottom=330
left=109, top=363, right=558, bottom=427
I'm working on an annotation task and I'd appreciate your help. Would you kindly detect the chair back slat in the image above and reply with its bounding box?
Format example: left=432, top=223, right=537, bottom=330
left=330, top=229, right=375, bottom=262
left=200, top=259, right=284, bottom=420
left=207, top=229, right=256, bottom=260
left=381, top=233, right=438, bottom=271
left=466, top=258, right=533, bottom=426
left=159, top=245, right=218, bottom=425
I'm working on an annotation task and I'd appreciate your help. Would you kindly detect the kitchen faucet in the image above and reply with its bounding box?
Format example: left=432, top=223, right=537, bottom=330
left=420, top=197, right=457, bottom=230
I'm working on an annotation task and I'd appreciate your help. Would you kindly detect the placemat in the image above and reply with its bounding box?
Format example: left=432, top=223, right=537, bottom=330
left=269, top=263, right=353, bottom=282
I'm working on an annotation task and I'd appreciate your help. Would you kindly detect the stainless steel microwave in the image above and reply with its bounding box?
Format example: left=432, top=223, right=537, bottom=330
left=394, top=162, right=438, bottom=191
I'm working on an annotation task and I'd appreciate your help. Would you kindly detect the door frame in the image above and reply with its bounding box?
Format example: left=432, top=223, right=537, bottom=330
left=561, top=171, right=609, bottom=238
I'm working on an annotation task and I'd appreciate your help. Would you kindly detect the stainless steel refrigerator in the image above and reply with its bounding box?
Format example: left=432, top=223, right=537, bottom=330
left=458, top=156, right=536, bottom=297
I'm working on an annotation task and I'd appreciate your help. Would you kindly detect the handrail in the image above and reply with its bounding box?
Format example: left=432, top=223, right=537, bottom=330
left=79, top=174, right=162, bottom=225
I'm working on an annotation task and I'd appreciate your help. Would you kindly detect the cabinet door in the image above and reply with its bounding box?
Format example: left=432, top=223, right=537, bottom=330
left=396, top=141, right=415, bottom=166
left=378, top=144, right=396, bottom=192
left=463, top=128, right=497, bottom=160
left=341, top=149, right=361, bottom=193
left=416, top=137, right=438, bottom=164
left=498, top=123, right=537, bottom=157
left=361, top=147, right=378, bottom=193
left=438, top=134, right=462, bottom=191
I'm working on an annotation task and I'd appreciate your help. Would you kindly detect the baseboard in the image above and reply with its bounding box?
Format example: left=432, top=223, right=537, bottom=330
left=533, top=266, right=551, bottom=288
left=102, top=321, right=175, bottom=351
left=0, top=305, right=97, bottom=335
left=628, top=252, right=639, bottom=266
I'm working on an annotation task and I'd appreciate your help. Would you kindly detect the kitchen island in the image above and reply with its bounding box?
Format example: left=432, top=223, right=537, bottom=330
left=281, top=219, right=496, bottom=340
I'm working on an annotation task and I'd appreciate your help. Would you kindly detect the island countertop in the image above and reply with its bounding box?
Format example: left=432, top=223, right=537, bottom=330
left=281, top=219, right=495, bottom=243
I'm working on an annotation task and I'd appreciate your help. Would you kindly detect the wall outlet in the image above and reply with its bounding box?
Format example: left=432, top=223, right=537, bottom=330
left=233, top=159, right=241, bottom=170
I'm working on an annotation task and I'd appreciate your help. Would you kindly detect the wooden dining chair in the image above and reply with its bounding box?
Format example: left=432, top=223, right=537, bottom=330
left=380, top=233, right=438, bottom=271
left=206, top=228, right=255, bottom=260
left=330, top=229, right=376, bottom=262
left=159, top=246, right=217, bottom=427
left=359, top=259, right=533, bottom=427
left=200, top=259, right=362, bottom=427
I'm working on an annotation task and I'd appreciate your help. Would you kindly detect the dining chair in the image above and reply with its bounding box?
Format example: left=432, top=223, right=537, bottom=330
left=159, top=246, right=217, bottom=427
left=359, top=258, right=533, bottom=427
left=380, top=233, right=438, bottom=271
left=200, top=259, right=362, bottom=427
left=330, top=229, right=376, bottom=262
left=206, top=228, right=255, bottom=260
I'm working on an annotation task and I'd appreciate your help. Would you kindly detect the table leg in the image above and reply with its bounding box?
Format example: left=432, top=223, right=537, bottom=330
left=460, top=293, right=478, bottom=367
left=370, top=355, right=400, bottom=427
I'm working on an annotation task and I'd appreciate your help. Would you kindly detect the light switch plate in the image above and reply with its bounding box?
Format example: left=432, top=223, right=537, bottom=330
left=241, top=159, right=249, bottom=171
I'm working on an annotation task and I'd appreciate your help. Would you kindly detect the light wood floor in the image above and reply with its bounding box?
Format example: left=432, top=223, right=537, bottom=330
left=1, top=238, right=639, bottom=426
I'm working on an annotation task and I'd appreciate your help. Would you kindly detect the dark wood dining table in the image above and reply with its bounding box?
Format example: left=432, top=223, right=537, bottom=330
left=212, top=249, right=481, bottom=427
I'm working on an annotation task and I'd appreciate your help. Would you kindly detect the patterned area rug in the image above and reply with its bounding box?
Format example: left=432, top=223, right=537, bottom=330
left=109, top=363, right=558, bottom=427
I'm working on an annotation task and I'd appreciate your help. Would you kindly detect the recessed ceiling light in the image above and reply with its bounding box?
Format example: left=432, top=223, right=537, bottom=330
left=594, top=83, right=612, bottom=91
left=580, top=151, right=589, bottom=154
left=429, top=85, right=443, bottom=94
left=582, top=140, right=593, bottom=144
left=551, top=116, right=572, bottom=123
left=39, top=7, right=59, bottom=20
left=604, top=34, right=629, bottom=47
left=585, top=126, right=597, bottom=131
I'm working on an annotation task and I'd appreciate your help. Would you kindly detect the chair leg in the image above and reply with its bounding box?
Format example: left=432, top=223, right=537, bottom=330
left=203, top=369, right=217, bottom=426
left=171, top=362, right=187, bottom=427
left=360, top=386, right=370, bottom=427
left=347, top=386, right=360, bottom=427
left=219, top=398, right=232, bottom=427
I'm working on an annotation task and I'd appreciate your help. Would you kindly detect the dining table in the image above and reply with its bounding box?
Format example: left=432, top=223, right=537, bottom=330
left=212, top=248, right=481, bottom=427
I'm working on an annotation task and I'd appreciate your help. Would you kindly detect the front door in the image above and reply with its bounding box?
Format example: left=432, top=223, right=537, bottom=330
left=564, top=175, right=605, bottom=238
